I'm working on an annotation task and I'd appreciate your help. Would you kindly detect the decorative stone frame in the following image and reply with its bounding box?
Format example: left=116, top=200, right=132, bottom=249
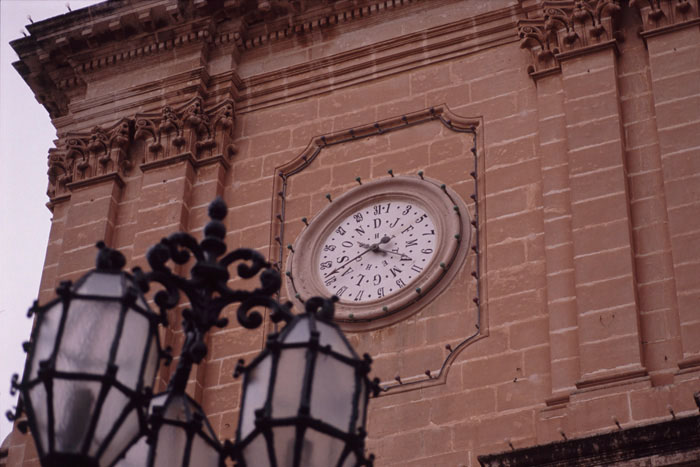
left=269, top=105, right=488, bottom=393
left=286, top=175, right=472, bottom=331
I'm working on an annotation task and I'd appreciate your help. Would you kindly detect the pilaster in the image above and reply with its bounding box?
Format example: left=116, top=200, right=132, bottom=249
left=632, top=0, right=700, bottom=370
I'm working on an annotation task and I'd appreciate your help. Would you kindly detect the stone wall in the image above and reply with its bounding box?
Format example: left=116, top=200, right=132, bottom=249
left=7, top=0, right=700, bottom=465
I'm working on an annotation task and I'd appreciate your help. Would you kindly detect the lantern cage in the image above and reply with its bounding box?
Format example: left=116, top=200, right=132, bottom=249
left=115, top=391, right=223, bottom=467
left=14, top=256, right=163, bottom=467
left=232, top=299, right=375, bottom=467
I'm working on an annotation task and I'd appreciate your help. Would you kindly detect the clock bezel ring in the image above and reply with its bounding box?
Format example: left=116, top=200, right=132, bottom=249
left=286, top=175, right=472, bottom=331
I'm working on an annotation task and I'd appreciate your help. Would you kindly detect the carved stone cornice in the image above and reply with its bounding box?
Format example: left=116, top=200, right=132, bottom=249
left=518, top=1, right=622, bottom=79
left=10, top=0, right=434, bottom=119
left=134, top=96, right=236, bottom=169
left=47, top=118, right=133, bottom=201
left=630, top=0, right=700, bottom=37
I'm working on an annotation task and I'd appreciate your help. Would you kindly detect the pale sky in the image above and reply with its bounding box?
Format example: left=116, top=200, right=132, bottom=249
left=0, top=0, right=104, bottom=442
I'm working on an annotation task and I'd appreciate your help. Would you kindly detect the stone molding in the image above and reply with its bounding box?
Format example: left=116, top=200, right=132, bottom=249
left=47, top=118, right=132, bottom=200
left=134, top=96, right=236, bottom=167
left=518, top=0, right=622, bottom=78
left=478, top=415, right=700, bottom=467
left=12, top=0, right=526, bottom=120
left=46, top=97, right=236, bottom=204
left=631, top=0, right=700, bottom=36
left=272, top=105, right=487, bottom=395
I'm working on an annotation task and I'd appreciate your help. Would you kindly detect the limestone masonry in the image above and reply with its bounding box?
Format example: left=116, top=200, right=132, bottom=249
left=6, top=0, right=700, bottom=465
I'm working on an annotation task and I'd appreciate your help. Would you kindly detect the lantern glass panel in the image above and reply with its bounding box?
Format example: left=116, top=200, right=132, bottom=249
left=55, top=298, right=121, bottom=375
left=310, top=353, right=355, bottom=432
left=29, top=302, right=61, bottom=381
left=77, top=272, right=124, bottom=297
left=341, top=451, right=358, bottom=467
left=283, top=316, right=310, bottom=344
left=115, top=310, right=150, bottom=389
left=242, top=434, right=271, bottom=467
left=301, top=428, right=345, bottom=467
left=142, top=336, right=159, bottom=389
left=53, top=379, right=101, bottom=452
left=316, top=321, right=353, bottom=358
left=271, top=426, right=295, bottom=467
left=99, top=403, right=140, bottom=467
left=28, top=383, right=49, bottom=453
left=113, top=436, right=148, bottom=467
left=240, top=355, right=272, bottom=439
left=153, top=424, right=187, bottom=467
left=271, top=348, right=306, bottom=418
left=358, top=377, right=367, bottom=429
left=90, top=388, right=129, bottom=455
left=190, top=433, right=220, bottom=467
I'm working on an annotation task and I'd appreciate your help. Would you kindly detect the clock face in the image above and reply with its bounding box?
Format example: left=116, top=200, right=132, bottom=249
left=318, top=200, right=437, bottom=303
left=286, top=175, right=471, bottom=330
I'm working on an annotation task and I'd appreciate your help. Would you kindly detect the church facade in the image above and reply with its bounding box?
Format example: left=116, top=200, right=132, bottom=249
left=6, top=0, right=700, bottom=465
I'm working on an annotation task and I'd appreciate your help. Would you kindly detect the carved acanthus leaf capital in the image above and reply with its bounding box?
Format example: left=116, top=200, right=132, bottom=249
left=518, top=18, right=562, bottom=75
left=630, top=0, right=699, bottom=33
left=543, top=0, right=622, bottom=50
left=134, top=97, right=237, bottom=167
left=47, top=118, right=133, bottom=200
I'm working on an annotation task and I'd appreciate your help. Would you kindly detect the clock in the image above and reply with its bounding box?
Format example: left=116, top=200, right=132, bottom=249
left=287, top=175, right=471, bottom=330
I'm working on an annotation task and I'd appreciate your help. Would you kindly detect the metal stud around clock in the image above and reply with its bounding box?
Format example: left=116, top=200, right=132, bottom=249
left=286, top=175, right=473, bottom=331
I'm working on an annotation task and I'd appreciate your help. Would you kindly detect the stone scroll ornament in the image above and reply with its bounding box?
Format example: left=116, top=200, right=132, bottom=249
left=46, top=97, right=236, bottom=203
left=134, top=96, right=236, bottom=166
left=47, top=118, right=133, bottom=199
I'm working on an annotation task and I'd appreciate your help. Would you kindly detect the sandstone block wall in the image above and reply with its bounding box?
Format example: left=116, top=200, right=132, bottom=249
left=7, top=0, right=700, bottom=466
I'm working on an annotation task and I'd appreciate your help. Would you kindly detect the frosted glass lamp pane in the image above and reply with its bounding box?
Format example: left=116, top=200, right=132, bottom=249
left=190, top=434, right=220, bottom=467
left=316, top=321, right=353, bottom=358
left=153, top=425, right=187, bottom=467
left=76, top=272, right=124, bottom=297
left=341, top=452, right=358, bottom=467
left=29, top=383, right=49, bottom=454
left=142, top=336, right=160, bottom=390
left=358, top=378, right=368, bottom=429
left=114, top=436, right=148, bottom=467
left=310, top=354, right=355, bottom=432
left=53, top=380, right=101, bottom=452
left=115, top=310, right=149, bottom=389
left=90, top=388, right=131, bottom=457
left=281, top=316, right=310, bottom=344
left=55, top=299, right=121, bottom=375
left=241, top=434, right=271, bottom=467
left=240, top=355, right=272, bottom=439
left=161, top=394, right=189, bottom=421
left=30, top=302, right=61, bottom=380
left=301, top=429, right=344, bottom=467
left=271, top=426, right=296, bottom=467
left=271, top=349, right=306, bottom=418
left=99, top=407, right=140, bottom=466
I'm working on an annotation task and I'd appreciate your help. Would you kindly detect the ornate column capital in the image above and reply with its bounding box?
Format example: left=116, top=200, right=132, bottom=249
left=630, top=0, right=700, bottom=37
left=48, top=118, right=133, bottom=203
left=519, top=0, right=623, bottom=79
left=134, top=97, right=237, bottom=171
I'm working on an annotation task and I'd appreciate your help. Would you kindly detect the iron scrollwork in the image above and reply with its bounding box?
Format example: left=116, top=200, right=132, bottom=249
left=132, top=197, right=294, bottom=390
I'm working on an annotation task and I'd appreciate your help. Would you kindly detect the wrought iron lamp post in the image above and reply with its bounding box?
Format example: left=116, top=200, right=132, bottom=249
left=9, top=198, right=378, bottom=467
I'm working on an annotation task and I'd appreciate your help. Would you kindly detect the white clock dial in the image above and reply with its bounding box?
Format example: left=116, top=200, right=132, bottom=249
left=317, top=200, right=437, bottom=303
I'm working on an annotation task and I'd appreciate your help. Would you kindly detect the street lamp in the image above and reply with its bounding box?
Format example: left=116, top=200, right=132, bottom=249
left=232, top=297, right=374, bottom=467
left=9, top=198, right=378, bottom=467
left=8, top=243, right=162, bottom=467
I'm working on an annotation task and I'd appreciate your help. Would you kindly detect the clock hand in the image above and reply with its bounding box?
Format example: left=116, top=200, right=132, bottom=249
left=324, top=237, right=389, bottom=277
left=374, top=247, right=412, bottom=260
left=357, top=236, right=391, bottom=250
